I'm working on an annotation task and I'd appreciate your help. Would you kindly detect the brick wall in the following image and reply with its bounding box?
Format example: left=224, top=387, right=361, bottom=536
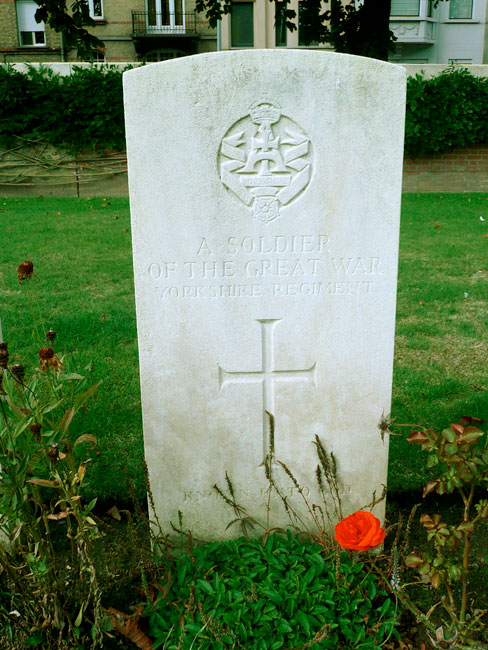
left=403, top=145, right=488, bottom=192
left=0, top=0, right=19, bottom=51
left=1, top=142, right=488, bottom=197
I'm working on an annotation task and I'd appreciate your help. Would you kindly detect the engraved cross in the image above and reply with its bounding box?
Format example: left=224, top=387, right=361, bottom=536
left=218, top=319, right=317, bottom=464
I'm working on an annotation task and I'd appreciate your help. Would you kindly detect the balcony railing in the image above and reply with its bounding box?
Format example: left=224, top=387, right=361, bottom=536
left=132, top=11, right=197, bottom=36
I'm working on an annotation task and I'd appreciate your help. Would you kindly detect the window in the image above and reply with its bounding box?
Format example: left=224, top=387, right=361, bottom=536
left=275, top=1, right=287, bottom=47
left=449, top=0, right=473, bottom=18
left=145, top=49, right=186, bottom=61
left=230, top=2, right=254, bottom=47
left=390, top=0, right=420, bottom=16
left=16, top=0, right=45, bottom=46
left=147, top=0, right=185, bottom=33
left=84, top=49, right=105, bottom=61
left=87, top=0, right=104, bottom=19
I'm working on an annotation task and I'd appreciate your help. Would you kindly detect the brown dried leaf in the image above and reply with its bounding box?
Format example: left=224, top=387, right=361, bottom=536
left=73, top=433, right=97, bottom=449
left=407, top=430, right=429, bottom=445
left=108, top=606, right=154, bottom=650
left=77, top=462, right=87, bottom=484
left=459, top=415, right=483, bottom=426
left=47, top=511, right=70, bottom=520
left=106, top=505, right=121, bottom=521
left=422, top=480, right=439, bottom=498
left=27, top=478, right=61, bottom=488
left=59, top=407, right=75, bottom=434
left=450, top=422, right=464, bottom=436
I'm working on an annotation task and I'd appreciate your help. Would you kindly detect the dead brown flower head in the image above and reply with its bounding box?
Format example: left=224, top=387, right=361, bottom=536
left=29, top=422, right=42, bottom=442
left=39, top=346, right=62, bottom=372
left=47, top=442, right=60, bottom=467
left=17, top=260, right=34, bottom=284
left=0, top=342, right=9, bottom=369
left=11, top=364, right=25, bottom=383
left=46, top=329, right=56, bottom=343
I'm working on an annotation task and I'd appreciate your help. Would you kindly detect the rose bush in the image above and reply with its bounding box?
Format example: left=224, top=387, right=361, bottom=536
left=334, top=510, right=385, bottom=551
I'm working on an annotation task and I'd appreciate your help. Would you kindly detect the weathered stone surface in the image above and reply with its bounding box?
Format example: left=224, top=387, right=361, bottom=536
left=124, top=50, right=406, bottom=539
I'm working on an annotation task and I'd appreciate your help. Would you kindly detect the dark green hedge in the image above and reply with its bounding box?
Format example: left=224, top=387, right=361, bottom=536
left=1, top=64, right=488, bottom=156
left=405, top=67, right=488, bottom=156
left=0, top=64, right=127, bottom=153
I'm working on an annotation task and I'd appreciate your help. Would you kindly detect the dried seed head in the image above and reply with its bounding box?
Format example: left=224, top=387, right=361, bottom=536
left=39, top=346, right=54, bottom=371
left=29, top=422, right=42, bottom=441
left=17, top=260, right=34, bottom=284
left=39, top=347, right=62, bottom=372
left=39, top=347, right=54, bottom=360
left=0, top=342, right=9, bottom=369
left=0, top=374, right=5, bottom=395
left=11, top=364, right=25, bottom=383
left=47, top=442, right=60, bottom=466
left=46, top=329, right=56, bottom=343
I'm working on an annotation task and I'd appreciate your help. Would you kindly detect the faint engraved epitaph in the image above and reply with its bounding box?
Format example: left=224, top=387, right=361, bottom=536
left=218, top=319, right=317, bottom=464
left=219, top=102, right=313, bottom=223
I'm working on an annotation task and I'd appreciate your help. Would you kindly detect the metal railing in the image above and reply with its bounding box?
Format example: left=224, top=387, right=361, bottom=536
left=132, top=11, right=197, bottom=36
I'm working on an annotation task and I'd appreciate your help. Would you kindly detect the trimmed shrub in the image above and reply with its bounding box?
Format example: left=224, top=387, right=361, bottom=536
left=0, top=64, right=127, bottom=153
left=405, top=67, right=488, bottom=156
left=1, top=64, right=488, bottom=156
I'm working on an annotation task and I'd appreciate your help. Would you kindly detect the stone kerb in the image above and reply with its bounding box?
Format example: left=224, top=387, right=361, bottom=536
left=124, top=51, right=406, bottom=539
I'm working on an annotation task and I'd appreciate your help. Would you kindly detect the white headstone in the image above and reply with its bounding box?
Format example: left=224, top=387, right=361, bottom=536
left=124, top=51, right=406, bottom=539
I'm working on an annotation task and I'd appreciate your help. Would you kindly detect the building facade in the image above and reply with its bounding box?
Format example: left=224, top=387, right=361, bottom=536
left=1, top=0, right=487, bottom=63
left=0, top=0, right=216, bottom=61
left=219, top=0, right=488, bottom=62
left=390, top=0, right=488, bottom=63
left=219, top=0, right=333, bottom=50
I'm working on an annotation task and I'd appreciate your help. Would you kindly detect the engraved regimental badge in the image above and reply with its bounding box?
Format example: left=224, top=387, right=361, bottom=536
left=218, top=101, right=313, bottom=224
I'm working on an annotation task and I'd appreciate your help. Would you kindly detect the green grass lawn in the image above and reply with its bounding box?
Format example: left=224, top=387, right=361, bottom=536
left=390, top=194, right=488, bottom=491
left=1, top=194, right=487, bottom=501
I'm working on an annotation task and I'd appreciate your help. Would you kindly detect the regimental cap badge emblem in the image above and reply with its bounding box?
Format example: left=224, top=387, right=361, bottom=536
left=218, top=101, right=313, bottom=224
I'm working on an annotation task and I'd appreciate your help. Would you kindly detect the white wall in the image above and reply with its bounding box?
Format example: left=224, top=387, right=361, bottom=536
left=3, top=61, right=488, bottom=79
left=436, top=0, right=488, bottom=63
left=390, top=0, right=488, bottom=63
left=3, top=62, right=139, bottom=75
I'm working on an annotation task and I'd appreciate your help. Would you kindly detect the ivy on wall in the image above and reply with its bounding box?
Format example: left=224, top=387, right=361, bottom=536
left=1, top=64, right=488, bottom=156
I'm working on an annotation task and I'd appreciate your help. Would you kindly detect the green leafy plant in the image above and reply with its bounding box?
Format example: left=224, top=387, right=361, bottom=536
left=146, top=531, right=399, bottom=650
left=0, top=262, right=107, bottom=648
left=403, top=417, right=488, bottom=646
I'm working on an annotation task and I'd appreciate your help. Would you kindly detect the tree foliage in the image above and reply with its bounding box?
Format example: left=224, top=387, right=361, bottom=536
left=193, top=0, right=451, bottom=62
left=34, top=0, right=104, bottom=58
left=297, top=0, right=394, bottom=60
left=194, top=0, right=396, bottom=60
